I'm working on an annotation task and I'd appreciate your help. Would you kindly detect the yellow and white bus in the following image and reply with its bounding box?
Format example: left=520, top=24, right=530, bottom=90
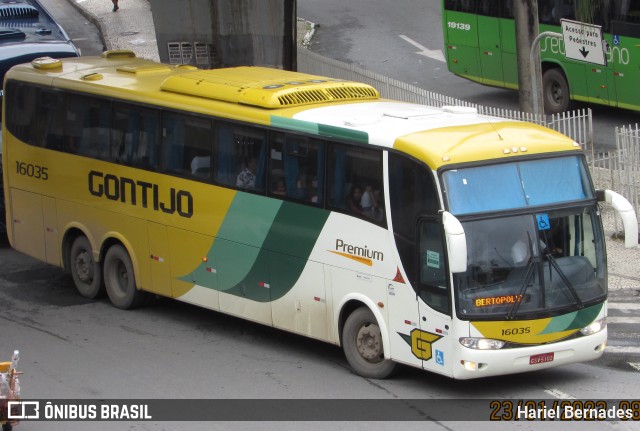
left=2, top=51, right=637, bottom=379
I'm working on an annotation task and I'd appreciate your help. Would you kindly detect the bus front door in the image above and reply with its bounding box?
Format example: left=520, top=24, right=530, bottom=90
left=418, top=300, right=453, bottom=377
left=586, top=47, right=612, bottom=106
left=415, top=219, right=453, bottom=377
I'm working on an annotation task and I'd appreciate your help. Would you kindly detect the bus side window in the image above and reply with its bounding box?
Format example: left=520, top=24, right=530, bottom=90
left=418, top=220, right=451, bottom=315
left=214, top=123, right=266, bottom=192
left=554, top=0, right=575, bottom=21
left=112, top=104, right=160, bottom=169
left=389, top=153, right=440, bottom=286
left=67, top=94, right=111, bottom=159
left=444, top=0, right=479, bottom=13
left=328, top=143, right=384, bottom=223
left=612, top=0, right=640, bottom=37
left=327, top=144, right=348, bottom=209
left=39, top=89, right=66, bottom=151
left=161, top=112, right=212, bottom=180
left=479, top=0, right=499, bottom=17
left=539, top=0, right=557, bottom=24
left=5, top=81, right=39, bottom=147
left=268, top=132, right=324, bottom=204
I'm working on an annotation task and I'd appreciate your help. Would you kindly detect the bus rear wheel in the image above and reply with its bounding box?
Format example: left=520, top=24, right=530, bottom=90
left=103, top=244, right=146, bottom=309
left=342, top=307, right=396, bottom=379
left=542, top=68, right=571, bottom=114
left=69, top=236, right=104, bottom=299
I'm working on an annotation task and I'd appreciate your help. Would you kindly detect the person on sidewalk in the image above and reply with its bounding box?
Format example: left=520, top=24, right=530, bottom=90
left=112, top=0, right=119, bottom=12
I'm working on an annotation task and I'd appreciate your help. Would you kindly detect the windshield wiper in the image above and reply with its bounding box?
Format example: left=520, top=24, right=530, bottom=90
left=507, top=233, right=536, bottom=319
left=545, top=253, right=584, bottom=309
left=506, top=258, right=536, bottom=319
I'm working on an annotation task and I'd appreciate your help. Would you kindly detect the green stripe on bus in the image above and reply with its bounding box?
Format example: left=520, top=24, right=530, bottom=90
left=271, top=115, right=369, bottom=144
left=182, top=194, right=281, bottom=290
left=317, top=124, right=368, bottom=144
left=539, top=303, right=603, bottom=334
left=271, top=116, right=320, bottom=134
left=185, top=194, right=329, bottom=302
left=218, top=193, right=282, bottom=247
left=261, top=202, right=330, bottom=300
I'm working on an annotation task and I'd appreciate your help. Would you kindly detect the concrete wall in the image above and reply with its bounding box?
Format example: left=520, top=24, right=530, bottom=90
left=150, top=0, right=295, bottom=69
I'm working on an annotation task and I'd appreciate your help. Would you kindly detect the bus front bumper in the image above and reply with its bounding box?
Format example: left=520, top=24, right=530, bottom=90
left=451, top=329, right=607, bottom=380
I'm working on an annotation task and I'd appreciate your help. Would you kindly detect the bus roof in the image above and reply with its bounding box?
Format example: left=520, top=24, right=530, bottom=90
left=288, top=102, right=580, bottom=168
left=5, top=53, right=581, bottom=170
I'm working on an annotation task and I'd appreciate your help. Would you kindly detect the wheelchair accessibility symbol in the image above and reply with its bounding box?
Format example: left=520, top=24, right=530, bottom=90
left=435, top=349, right=444, bottom=366
left=536, top=214, right=550, bottom=231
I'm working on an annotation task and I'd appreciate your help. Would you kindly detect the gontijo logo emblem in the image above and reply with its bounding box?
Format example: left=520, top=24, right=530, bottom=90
left=329, top=239, right=384, bottom=266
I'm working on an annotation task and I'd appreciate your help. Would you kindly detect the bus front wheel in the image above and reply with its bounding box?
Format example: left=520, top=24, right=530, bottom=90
left=69, top=236, right=103, bottom=299
left=342, top=307, right=396, bottom=379
left=542, top=68, right=571, bottom=114
left=103, top=244, right=146, bottom=310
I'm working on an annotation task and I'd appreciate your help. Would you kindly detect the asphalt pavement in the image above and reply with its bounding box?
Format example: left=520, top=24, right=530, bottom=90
left=66, top=0, right=640, bottom=290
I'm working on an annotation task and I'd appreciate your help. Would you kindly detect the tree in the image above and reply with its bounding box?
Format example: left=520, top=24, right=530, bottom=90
left=513, top=0, right=543, bottom=115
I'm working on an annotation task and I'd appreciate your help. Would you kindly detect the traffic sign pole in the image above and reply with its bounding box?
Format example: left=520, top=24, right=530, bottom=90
left=530, top=31, right=562, bottom=116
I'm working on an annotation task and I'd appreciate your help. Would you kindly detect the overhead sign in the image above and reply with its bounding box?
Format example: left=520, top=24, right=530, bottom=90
left=561, top=19, right=606, bottom=66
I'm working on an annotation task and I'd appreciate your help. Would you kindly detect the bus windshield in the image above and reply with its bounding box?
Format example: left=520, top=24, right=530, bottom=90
left=441, top=155, right=604, bottom=319
left=452, top=207, right=606, bottom=319
left=442, top=155, right=593, bottom=215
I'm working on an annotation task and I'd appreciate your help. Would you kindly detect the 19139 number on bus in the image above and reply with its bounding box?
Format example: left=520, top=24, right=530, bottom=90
left=447, top=21, right=471, bottom=31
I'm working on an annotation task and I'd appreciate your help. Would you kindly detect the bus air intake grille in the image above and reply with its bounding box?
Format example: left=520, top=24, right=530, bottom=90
left=326, top=86, right=379, bottom=100
left=277, top=89, right=329, bottom=106
left=277, top=86, right=379, bottom=107
left=0, top=5, right=39, bottom=19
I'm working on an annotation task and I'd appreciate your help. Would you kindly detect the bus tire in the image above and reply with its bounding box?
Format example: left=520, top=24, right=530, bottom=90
left=342, top=307, right=397, bottom=379
left=542, top=68, right=571, bottom=114
left=103, top=244, right=145, bottom=310
left=69, top=236, right=104, bottom=299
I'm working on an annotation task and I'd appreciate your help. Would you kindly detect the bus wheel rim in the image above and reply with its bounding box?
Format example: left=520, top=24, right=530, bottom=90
left=115, top=261, right=129, bottom=294
left=74, top=250, right=93, bottom=283
left=356, top=323, right=383, bottom=363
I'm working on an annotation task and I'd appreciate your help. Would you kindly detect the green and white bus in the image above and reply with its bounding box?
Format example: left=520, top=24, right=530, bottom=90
left=2, top=52, right=637, bottom=379
left=443, top=0, right=640, bottom=113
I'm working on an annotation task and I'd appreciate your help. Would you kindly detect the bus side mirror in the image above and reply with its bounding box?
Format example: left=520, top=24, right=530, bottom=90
left=597, top=189, right=639, bottom=248
left=442, top=211, right=467, bottom=273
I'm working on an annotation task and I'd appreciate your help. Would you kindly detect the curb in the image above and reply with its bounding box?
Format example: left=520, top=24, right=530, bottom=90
left=65, top=0, right=110, bottom=52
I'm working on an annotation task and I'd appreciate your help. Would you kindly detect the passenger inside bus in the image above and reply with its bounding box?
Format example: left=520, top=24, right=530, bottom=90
left=236, top=157, right=258, bottom=189
left=273, top=177, right=287, bottom=196
left=347, top=185, right=364, bottom=215
left=190, top=155, right=211, bottom=178
left=360, top=183, right=379, bottom=217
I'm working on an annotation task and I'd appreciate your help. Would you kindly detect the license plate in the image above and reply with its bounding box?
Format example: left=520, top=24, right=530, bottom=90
left=529, top=352, right=554, bottom=365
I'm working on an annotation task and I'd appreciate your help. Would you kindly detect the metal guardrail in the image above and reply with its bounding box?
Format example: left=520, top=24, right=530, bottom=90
left=615, top=124, right=640, bottom=213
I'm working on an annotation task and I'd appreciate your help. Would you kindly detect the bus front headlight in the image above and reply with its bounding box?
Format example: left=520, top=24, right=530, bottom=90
left=459, top=337, right=505, bottom=350
left=580, top=317, right=606, bottom=336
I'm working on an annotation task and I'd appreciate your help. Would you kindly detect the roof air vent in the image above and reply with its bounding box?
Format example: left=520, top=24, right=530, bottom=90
left=0, top=28, right=25, bottom=40
left=0, top=4, right=39, bottom=19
